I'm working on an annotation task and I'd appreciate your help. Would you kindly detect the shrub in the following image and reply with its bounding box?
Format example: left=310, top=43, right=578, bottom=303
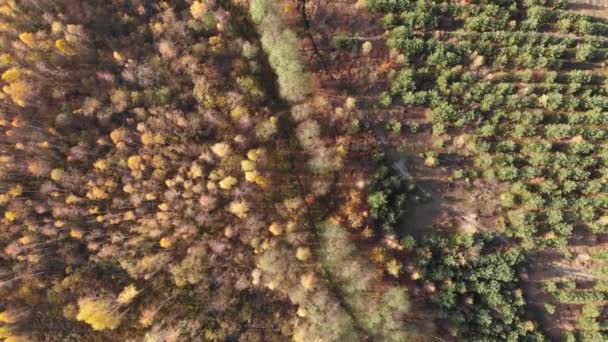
left=367, top=165, right=414, bottom=233
left=416, top=233, right=544, bottom=341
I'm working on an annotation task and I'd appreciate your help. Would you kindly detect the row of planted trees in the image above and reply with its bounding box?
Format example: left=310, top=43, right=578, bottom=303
left=368, top=0, right=608, bottom=339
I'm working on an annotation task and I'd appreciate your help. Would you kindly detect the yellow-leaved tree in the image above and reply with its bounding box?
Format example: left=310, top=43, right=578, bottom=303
left=76, top=297, right=121, bottom=330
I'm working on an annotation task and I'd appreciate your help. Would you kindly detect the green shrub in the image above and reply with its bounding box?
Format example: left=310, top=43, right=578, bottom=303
left=367, top=163, right=420, bottom=233
left=415, top=233, right=544, bottom=341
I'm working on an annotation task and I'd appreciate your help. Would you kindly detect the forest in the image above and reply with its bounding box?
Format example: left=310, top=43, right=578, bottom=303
left=0, top=0, right=607, bottom=341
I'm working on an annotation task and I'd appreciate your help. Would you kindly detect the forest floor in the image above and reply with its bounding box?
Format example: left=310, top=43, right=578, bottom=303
left=569, top=3, right=608, bottom=18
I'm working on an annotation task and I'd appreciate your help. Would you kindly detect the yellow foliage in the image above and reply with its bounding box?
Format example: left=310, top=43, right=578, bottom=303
left=0, top=54, right=11, bottom=67
left=296, top=307, right=307, bottom=318
left=0, top=1, right=17, bottom=16
left=127, top=155, right=144, bottom=171
left=65, top=194, right=81, bottom=204
left=151, top=22, right=163, bottom=35
left=117, top=284, right=139, bottom=304
left=94, top=159, right=107, bottom=170
left=153, top=134, right=165, bottom=144
left=208, top=36, right=222, bottom=47
left=50, top=168, right=63, bottom=182
left=283, top=197, right=304, bottom=212
left=241, top=160, right=256, bottom=172
left=286, top=221, right=297, bottom=233
left=0, top=194, right=9, bottom=205
left=424, top=155, right=438, bottom=168
left=245, top=171, right=259, bottom=182
left=247, top=148, right=263, bottom=161
left=8, top=184, right=22, bottom=197
left=110, top=128, right=127, bottom=144
left=345, top=97, right=357, bottom=110
left=51, top=21, right=63, bottom=34
left=300, top=273, right=316, bottom=290
left=104, top=179, right=117, bottom=191
left=113, top=51, right=123, bottom=61
left=543, top=231, right=556, bottom=240
left=189, top=162, right=203, bottom=178
left=122, top=183, right=135, bottom=194
left=55, top=39, right=75, bottom=55
left=63, top=304, right=77, bottom=320
left=140, top=132, right=155, bottom=145
left=76, top=297, right=121, bottom=331
left=211, top=142, right=232, bottom=158
left=2, top=67, right=21, bottom=82
left=11, top=117, right=24, bottom=128
left=151, top=155, right=166, bottom=170
left=0, top=310, right=17, bottom=324
left=371, top=247, right=387, bottom=263
left=16, top=284, right=32, bottom=301
left=219, top=176, right=238, bottom=190
left=253, top=175, right=268, bottom=188
left=87, top=186, right=108, bottom=200
left=268, top=222, right=283, bottom=236
left=190, top=1, right=207, bottom=20
left=70, top=229, right=83, bottom=239
left=124, top=211, right=136, bottom=221
left=230, top=105, right=248, bottom=121
left=282, top=2, right=295, bottom=15
left=228, top=200, right=249, bottom=218
left=295, top=247, right=311, bottom=261
left=3, top=80, right=32, bottom=106
left=0, top=325, right=16, bottom=340
left=19, top=235, right=33, bottom=244
left=141, top=133, right=164, bottom=146
left=27, top=254, right=40, bottom=264
left=159, top=237, right=173, bottom=249
left=18, top=32, right=35, bottom=48
left=244, top=171, right=267, bottom=187
left=386, top=259, right=402, bottom=278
